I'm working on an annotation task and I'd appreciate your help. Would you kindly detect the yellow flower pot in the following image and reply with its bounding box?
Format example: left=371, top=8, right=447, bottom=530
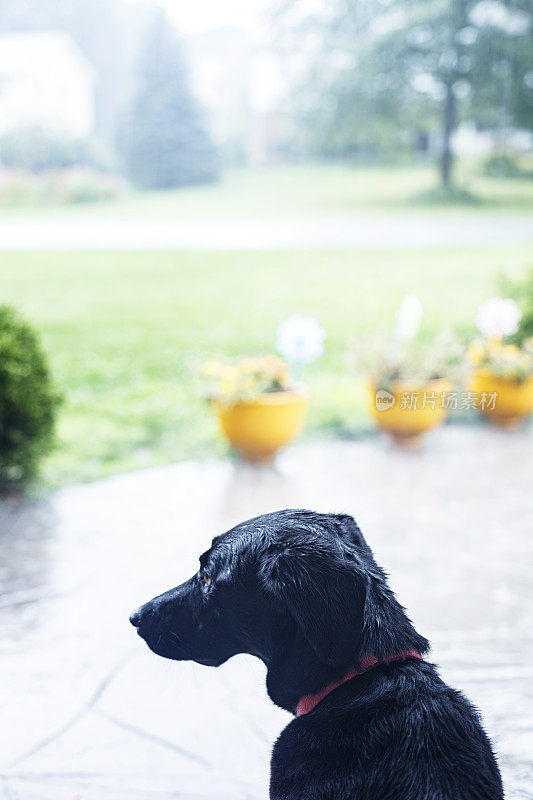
left=214, top=390, right=308, bottom=463
left=470, top=369, right=533, bottom=428
left=367, top=379, right=453, bottom=448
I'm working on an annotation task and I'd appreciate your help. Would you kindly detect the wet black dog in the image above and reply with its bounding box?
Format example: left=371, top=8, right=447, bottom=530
left=130, top=509, right=503, bottom=799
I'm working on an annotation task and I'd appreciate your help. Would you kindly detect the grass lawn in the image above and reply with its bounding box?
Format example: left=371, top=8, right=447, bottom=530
left=2, top=161, right=533, bottom=219
left=1, top=245, right=530, bottom=488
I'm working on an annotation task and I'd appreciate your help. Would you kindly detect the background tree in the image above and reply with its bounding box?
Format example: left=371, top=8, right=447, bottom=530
left=119, top=11, right=219, bottom=189
left=280, top=0, right=533, bottom=188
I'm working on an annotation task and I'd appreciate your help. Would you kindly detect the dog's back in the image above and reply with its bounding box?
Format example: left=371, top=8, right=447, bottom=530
left=271, top=660, right=503, bottom=800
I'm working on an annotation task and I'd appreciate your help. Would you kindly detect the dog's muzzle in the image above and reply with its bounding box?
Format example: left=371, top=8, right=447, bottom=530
left=129, top=608, right=142, bottom=627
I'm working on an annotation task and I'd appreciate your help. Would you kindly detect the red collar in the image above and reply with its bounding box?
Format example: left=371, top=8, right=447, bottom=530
left=295, top=650, right=422, bottom=717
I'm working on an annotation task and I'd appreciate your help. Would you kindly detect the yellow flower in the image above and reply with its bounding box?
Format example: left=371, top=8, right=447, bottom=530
left=467, top=341, right=485, bottom=363
left=204, top=354, right=292, bottom=402
left=487, top=337, right=504, bottom=358
left=239, top=357, right=258, bottom=372
left=276, top=364, right=290, bottom=385
left=203, top=360, right=222, bottom=377
left=222, top=365, right=238, bottom=380
left=501, top=344, right=521, bottom=360
left=220, top=378, right=237, bottom=395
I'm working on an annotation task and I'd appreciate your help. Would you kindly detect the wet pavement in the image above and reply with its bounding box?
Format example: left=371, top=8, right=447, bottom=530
left=1, top=424, right=532, bottom=799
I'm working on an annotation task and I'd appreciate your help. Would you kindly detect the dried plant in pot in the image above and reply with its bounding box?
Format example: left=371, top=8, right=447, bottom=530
left=352, top=297, right=464, bottom=448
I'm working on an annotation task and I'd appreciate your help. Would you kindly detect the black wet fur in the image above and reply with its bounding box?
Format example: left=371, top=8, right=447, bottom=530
left=130, top=509, right=503, bottom=800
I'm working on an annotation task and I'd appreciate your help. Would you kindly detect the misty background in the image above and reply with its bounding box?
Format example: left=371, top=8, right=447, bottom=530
left=0, top=0, right=531, bottom=201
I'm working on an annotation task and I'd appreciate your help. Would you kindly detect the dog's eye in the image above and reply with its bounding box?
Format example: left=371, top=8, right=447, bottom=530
left=203, top=574, right=212, bottom=586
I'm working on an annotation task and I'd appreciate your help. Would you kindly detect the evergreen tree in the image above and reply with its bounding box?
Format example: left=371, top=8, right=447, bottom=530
left=120, top=11, right=219, bottom=189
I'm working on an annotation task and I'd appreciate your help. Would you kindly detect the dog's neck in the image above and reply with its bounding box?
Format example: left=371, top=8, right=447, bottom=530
left=264, top=582, right=429, bottom=714
left=295, top=650, right=422, bottom=716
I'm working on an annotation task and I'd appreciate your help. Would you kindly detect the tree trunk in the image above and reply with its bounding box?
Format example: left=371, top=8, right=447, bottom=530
left=441, top=82, right=456, bottom=188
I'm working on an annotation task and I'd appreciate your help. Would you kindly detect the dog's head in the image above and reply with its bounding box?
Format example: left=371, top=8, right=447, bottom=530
left=130, top=509, right=428, bottom=710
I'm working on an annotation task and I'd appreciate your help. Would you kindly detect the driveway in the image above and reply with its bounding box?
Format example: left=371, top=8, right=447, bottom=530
left=1, top=425, right=532, bottom=799
left=0, top=214, right=531, bottom=249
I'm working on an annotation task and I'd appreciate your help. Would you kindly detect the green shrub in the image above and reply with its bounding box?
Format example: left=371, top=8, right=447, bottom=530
left=0, top=306, right=60, bottom=487
left=0, top=169, right=125, bottom=206
left=0, top=127, right=106, bottom=173
left=46, top=169, right=126, bottom=204
left=410, top=184, right=479, bottom=205
left=483, top=152, right=522, bottom=179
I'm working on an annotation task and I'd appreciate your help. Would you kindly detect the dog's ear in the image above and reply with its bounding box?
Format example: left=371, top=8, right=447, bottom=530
left=260, top=533, right=367, bottom=667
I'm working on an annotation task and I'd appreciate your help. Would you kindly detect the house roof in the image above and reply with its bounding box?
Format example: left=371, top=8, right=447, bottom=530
left=0, top=31, right=95, bottom=81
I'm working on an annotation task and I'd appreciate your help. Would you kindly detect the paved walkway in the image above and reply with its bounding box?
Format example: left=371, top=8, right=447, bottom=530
left=1, top=425, right=532, bottom=799
left=0, top=214, right=531, bottom=249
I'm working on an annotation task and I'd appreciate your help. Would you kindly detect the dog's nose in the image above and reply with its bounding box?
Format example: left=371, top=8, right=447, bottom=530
left=129, top=607, right=142, bottom=627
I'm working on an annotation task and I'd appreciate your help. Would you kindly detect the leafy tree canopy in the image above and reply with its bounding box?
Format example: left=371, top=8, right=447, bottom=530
left=279, top=0, right=533, bottom=185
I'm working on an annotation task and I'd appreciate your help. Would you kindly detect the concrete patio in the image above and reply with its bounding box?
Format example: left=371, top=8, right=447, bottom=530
left=1, top=424, right=532, bottom=799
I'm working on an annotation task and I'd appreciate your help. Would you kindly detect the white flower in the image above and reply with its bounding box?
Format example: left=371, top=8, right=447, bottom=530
left=476, top=297, right=521, bottom=339
left=275, top=315, right=326, bottom=366
left=392, top=295, right=423, bottom=341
